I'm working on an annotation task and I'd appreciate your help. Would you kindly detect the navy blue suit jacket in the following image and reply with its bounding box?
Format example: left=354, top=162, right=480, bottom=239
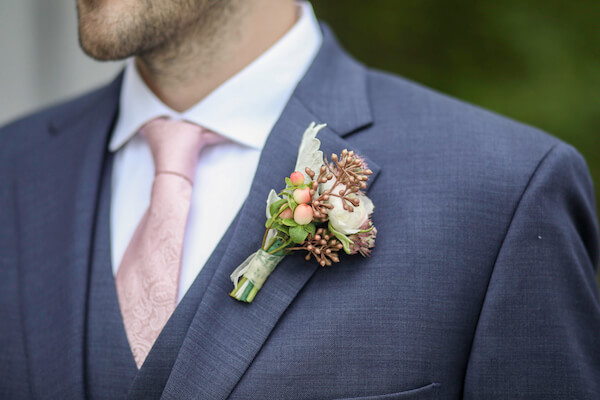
left=1, top=25, right=599, bottom=399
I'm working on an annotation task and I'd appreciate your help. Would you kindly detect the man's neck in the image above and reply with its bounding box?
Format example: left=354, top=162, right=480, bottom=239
left=134, top=0, right=298, bottom=112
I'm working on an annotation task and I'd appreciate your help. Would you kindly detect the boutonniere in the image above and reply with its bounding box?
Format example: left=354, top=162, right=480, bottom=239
left=230, top=122, right=377, bottom=303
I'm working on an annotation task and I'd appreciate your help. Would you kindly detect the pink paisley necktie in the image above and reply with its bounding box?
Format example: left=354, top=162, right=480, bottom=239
left=116, top=118, right=222, bottom=368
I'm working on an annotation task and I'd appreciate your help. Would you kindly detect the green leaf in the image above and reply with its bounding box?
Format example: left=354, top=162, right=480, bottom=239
left=274, top=223, right=289, bottom=235
left=271, top=220, right=281, bottom=230
left=287, top=197, right=297, bottom=212
left=281, top=218, right=298, bottom=227
left=304, top=222, right=316, bottom=236
left=328, top=222, right=353, bottom=254
left=285, top=177, right=293, bottom=187
left=290, top=225, right=309, bottom=244
left=269, top=198, right=287, bottom=218
left=265, top=215, right=276, bottom=228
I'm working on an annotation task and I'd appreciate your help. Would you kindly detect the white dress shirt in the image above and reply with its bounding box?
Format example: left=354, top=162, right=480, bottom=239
left=109, top=2, right=322, bottom=303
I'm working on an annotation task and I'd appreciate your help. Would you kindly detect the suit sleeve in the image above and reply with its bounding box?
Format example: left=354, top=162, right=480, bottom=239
left=463, top=143, right=600, bottom=399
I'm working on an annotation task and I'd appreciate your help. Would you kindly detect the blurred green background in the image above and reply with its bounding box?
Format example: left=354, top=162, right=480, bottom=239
left=313, top=0, right=600, bottom=281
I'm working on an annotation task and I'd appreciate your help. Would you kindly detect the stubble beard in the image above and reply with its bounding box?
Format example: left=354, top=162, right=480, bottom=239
left=76, top=0, right=230, bottom=62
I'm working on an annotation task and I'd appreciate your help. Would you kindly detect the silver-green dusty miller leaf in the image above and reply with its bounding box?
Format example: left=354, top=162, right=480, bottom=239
left=294, top=122, right=327, bottom=182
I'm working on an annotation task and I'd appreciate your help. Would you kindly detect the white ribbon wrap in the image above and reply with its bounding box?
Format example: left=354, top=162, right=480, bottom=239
left=230, top=249, right=285, bottom=290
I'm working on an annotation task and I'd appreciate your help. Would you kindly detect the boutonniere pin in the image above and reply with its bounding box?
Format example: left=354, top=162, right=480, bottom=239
left=230, top=122, right=377, bottom=303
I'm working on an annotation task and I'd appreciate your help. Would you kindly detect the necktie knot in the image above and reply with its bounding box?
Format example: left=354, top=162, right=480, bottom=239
left=141, top=118, right=222, bottom=184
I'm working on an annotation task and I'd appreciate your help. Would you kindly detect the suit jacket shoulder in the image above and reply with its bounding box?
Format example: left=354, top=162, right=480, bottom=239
left=0, top=77, right=121, bottom=163
left=359, top=68, right=593, bottom=236
left=366, top=67, right=564, bottom=176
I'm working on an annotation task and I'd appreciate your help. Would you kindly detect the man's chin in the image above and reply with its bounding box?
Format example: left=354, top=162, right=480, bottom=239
left=78, top=30, right=134, bottom=61
left=76, top=2, right=141, bottom=61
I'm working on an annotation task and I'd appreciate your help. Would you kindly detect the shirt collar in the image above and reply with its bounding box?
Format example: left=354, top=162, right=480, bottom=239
left=109, top=1, right=322, bottom=152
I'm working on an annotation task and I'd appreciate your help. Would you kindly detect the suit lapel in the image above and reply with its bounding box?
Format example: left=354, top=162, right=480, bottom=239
left=160, top=25, right=380, bottom=400
left=17, top=76, right=122, bottom=399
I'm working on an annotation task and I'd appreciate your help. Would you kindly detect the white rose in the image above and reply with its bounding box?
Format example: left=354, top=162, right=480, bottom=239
left=327, top=191, right=374, bottom=235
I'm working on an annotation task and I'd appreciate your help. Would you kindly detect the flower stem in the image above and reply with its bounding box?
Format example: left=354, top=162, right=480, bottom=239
left=268, top=238, right=292, bottom=255
left=265, top=236, right=278, bottom=251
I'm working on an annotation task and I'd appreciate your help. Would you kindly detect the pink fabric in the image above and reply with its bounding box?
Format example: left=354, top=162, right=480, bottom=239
left=115, top=118, right=222, bottom=368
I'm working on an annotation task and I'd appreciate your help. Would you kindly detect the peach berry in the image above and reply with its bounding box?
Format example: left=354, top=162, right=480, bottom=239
left=294, top=204, right=314, bottom=225
left=279, top=205, right=293, bottom=220
left=290, top=171, right=304, bottom=186
left=293, top=187, right=311, bottom=204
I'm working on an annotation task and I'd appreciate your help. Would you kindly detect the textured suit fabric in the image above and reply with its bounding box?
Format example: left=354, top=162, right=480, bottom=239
left=1, top=24, right=599, bottom=399
left=86, top=152, right=138, bottom=399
